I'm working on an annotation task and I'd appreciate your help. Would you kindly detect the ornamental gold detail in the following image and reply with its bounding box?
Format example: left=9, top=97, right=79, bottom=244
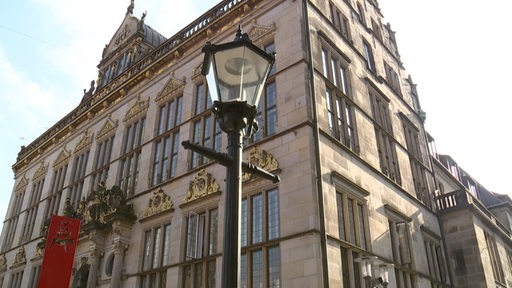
left=143, top=187, right=174, bottom=217
left=184, top=169, right=220, bottom=203
left=242, top=146, right=279, bottom=181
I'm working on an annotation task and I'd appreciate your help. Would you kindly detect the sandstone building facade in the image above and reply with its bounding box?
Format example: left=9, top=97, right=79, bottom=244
left=0, top=0, right=494, bottom=287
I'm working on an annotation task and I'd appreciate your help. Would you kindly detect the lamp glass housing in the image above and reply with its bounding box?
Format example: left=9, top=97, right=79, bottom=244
left=202, top=38, right=275, bottom=107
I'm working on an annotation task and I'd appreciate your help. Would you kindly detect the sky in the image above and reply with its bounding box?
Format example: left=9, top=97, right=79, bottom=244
left=0, top=0, right=510, bottom=230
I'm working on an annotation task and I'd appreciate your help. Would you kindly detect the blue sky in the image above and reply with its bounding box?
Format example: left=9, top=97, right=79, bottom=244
left=0, top=0, right=510, bottom=230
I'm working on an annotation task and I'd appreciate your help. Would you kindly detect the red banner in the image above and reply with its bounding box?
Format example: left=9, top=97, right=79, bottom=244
left=38, top=215, right=81, bottom=288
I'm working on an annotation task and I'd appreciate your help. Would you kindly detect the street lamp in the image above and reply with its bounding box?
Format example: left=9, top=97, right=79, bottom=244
left=355, top=256, right=391, bottom=288
left=193, top=26, right=275, bottom=288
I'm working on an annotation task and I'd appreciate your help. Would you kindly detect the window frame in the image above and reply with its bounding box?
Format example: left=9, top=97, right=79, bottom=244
left=320, top=44, right=359, bottom=152
left=240, top=187, right=281, bottom=288
left=182, top=206, right=219, bottom=288
left=332, top=173, right=370, bottom=288
left=139, top=222, right=172, bottom=288
left=151, top=95, right=182, bottom=186
left=118, top=117, right=145, bottom=196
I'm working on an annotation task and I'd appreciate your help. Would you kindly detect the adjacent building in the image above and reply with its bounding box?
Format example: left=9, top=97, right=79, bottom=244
left=2, top=0, right=501, bottom=287
left=432, top=140, right=512, bottom=287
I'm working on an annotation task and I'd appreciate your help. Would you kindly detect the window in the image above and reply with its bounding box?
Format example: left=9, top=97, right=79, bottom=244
left=28, top=265, right=41, bottom=287
left=321, top=46, right=358, bottom=152
left=2, top=188, right=25, bottom=251
left=356, top=2, right=366, bottom=26
left=250, top=43, right=277, bottom=143
left=68, top=149, right=90, bottom=209
left=329, top=2, right=351, bottom=40
left=402, top=117, right=431, bottom=208
left=183, top=208, right=218, bottom=288
left=118, top=117, right=145, bottom=195
left=384, top=61, right=401, bottom=96
left=191, top=83, right=221, bottom=169
left=43, top=163, right=68, bottom=222
left=140, top=223, right=172, bottom=288
left=90, top=135, right=114, bottom=192
left=387, top=207, right=415, bottom=288
left=371, top=19, right=382, bottom=42
left=240, top=188, right=281, bottom=288
left=20, top=178, right=44, bottom=243
left=363, top=40, right=376, bottom=73
left=8, top=270, right=24, bottom=288
left=484, top=231, right=505, bottom=284
left=422, top=232, right=448, bottom=287
left=152, top=96, right=182, bottom=186
left=369, top=89, right=401, bottom=184
left=334, top=180, right=369, bottom=288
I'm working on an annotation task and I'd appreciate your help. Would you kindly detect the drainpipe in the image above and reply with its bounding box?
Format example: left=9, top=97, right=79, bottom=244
left=302, top=0, right=330, bottom=286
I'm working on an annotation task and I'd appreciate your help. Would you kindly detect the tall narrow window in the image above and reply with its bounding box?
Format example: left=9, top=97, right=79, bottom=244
left=333, top=175, right=369, bottom=288
left=118, top=117, right=145, bottom=196
left=8, top=270, right=24, bottom=288
left=2, top=186, right=25, bottom=251
left=240, top=188, right=281, bottom=287
left=356, top=2, right=366, bottom=26
left=422, top=231, right=448, bottom=287
left=330, top=2, right=351, bottom=40
left=251, top=42, right=277, bottom=143
left=90, top=132, right=115, bottom=192
left=387, top=206, right=415, bottom=288
left=43, top=157, right=69, bottom=223
left=191, top=83, right=221, bottom=169
left=152, top=96, right=182, bottom=186
left=68, top=149, right=90, bottom=209
left=321, top=45, right=358, bottom=152
left=484, top=231, right=505, bottom=284
left=183, top=207, right=218, bottom=288
left=28, top=265, right=42, bottom=287
left=384, top=61, right=402, bottom=95
left=370, top=89, right=401, bottom=184
left=20, top=177, right=44, bottom=243
left=140, top=223, right=172, bottom=288
left=363, top=40, right=376, bottom=73
left=371, top=18, right=383, bottom=41
left=401, top=115, right=431, bottom=208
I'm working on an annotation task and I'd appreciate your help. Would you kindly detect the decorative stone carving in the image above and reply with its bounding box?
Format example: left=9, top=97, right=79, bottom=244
left=155, top=76, right=185, bottom=104
left=34, top=242, right=45, bottom=259
left=242, top=146, right=279, bottom=181
left=0, top=254, right=7, bottom=272
left=53, top=147, right=71, bottom=168
left=77, top=184, right=135, bottom=226
left=143, top=187, right=173, bottom=218
left=15, top=175, right=28, bottom=192
left=96, top=115, right=118, bottom=142
left=112, top=241, right=129, bottom=255
left=124, top=94, right=149, bottom=124
left=184, top=169, right=221, bottom=203
left=12, top=246, right=26, bottom=267
left=33, top=161, right=48, bottom=181
left=74, top=130, right=93, bottom=154
left=248, top=23, right=276, bottom=43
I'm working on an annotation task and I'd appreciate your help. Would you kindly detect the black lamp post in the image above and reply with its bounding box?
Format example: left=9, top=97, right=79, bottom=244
left=191, top=27, right=275, bottom=288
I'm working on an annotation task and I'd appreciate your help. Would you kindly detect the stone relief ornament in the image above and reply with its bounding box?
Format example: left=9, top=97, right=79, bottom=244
left=155, top=76, right=185, bottom=104
left=12, top=246, right=26, bottom=267
left=33, top=161, right=48, bottom=181
left=184, top=169, right=221, bottom=203
left=53, top=147, right=71, bottom=168
left=242, top=146, right=280, bottom=181
left=124, top=94, right=149, bottom=124
left=76, top=184, right=135, bottom=226
left=96, top=115, right=118, bottom=142
left=143, top=187, right=174, bottom=217
left=74, top=130, right=93, bottom=154
left=0, top=254, right=6, bottom=272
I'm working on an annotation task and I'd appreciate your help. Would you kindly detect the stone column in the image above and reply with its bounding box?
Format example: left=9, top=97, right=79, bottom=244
left=86, top=229, right=106, bottom=288
left=110, top=241, right=128, bottom=288
left=87, top=248, right=103, bottom=288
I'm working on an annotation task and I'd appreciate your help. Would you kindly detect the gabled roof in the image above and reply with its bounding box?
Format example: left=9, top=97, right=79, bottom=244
left=100, top=1, right=166, bottom=64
